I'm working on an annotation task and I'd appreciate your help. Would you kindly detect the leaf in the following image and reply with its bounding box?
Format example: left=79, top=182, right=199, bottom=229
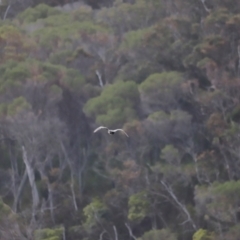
left=128, top=191, right=150, bottom=221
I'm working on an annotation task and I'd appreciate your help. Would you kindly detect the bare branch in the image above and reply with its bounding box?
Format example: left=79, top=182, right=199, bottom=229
left=238, top=44, right=240, bottom=78
left=113, top=225, right=118, bottom=240
left=92, top=165, right=113, bottom=180
left=199, top=0, right=211, bottom=13
left=78, top=148, right=89, bottom=197
left=96, top=70, right=104, bottom=87
left=22, top=146, right=40, bottom=213
left=99, top=230, right=107, bottom=240
left=3, top=4, right=11, bottom=20
left=60, top=142, right=78, bottom=211
left=125, top=223, right=137, bottom=240
left=62, top=225, right=66, bottom=240
left=161, top=180, right=196, bottom=230
left=13, top=168, right=28, bottom=212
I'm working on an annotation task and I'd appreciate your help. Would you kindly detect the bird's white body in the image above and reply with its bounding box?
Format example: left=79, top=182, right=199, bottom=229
left=93, top=126, right=129, bottom=137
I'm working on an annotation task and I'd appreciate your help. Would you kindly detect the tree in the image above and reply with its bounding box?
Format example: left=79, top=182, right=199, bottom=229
left=34, top=226, right=64, bottom=240
left=128, top=191, right=150, bottom=222
left=0, top=25, right=34, bottom=63
left=83, top=198, right=108, bottom=228
left=0, top=197, right=27, bottom=239
left=139, top=71, right=184, bottom=113
left=17, top=3, right=60, bottom=23
left=6, top=109, right=68, bottom=225
left=195, top=181, right=240, bottom=229
left=84, top=80, right=140, bottom=127
left=138, top=228, right=177, bottom=240
left=192, top=229, right=216, bottom=240
left=96, top=0, right=164, bottom=34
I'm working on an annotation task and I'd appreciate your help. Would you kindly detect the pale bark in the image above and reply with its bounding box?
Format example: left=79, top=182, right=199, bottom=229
left=13, top=169, right=28, bottom=212
left=38, top=165, right=56, bottom=223
left=161, top=180, right=196, bottom=230
left=62, top=226, right=66, bottom=240
left=78, top=148, right=88, bottom=200
left=96, top=70, right=104, bottom=87
left=99, top=230, right=107, bottom=240
left=47, top=182, right=55, bottom=224
left=61, top=142, right=78, bottom=211
left=3, top=4, right=11, bottom=20
left=199, top=0, right=211, bottom=13
left=238, top=45, right=240, bottom=78
left=70, top=175, right=78, bottom=211
left=22, top=146, right=40, bottom=212
left=125, top=223, right=137, bottom=240
left=113, top=225, right=118, bottom=240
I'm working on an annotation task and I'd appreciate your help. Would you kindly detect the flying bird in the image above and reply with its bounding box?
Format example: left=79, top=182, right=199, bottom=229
left=93, top=126, right=129, bottom=137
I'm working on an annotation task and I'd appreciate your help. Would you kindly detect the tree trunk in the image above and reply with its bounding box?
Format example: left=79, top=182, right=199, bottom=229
left=13, top=168, right=28, bottom=212
left=78, top=148, right=88, bottom=200
left=113, top=225, right=118, bottom=240
left=61, top=142, right=78, bottom=211
left=3, top=4, right=11, bottom=20
left=47, top=182, right=55, bottom=224
left=21, top=146, right=40, bottom=215
left=161, top=180, right=196, bottom=230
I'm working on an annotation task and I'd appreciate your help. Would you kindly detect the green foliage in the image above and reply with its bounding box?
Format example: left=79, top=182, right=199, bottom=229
left=97, top=0, right=163, bottom=33
left=17, top=4, right=60, bottom=23
left=196, top=57, right=215, bottom=69
left=128, top=191, right=150, bottom=221
left=0, top=24, right=21, bottom=37
left=138, top=228, right=177, bottom=240
left=148, top=110, right=169, bottom=122
left=148, top=110, right=192, bottom=126
left=224, top=224, right=240, bottom=240
left=146, top=109, right=192, bottom=146
left=226, top=14, right=240, bottom=31
left=0, top=60, right=85, bottom=93
left=120, top=27, right=153, bottom=51
left=34, top=227, right=63, bottom=240
left=192, top=229, right=215, bottom=240
left=212, top=180, right=240, bottom=199
left=204, top=8, right=231, bottom=30
left=170, top=109, right=192, bottom=122
left=7, top=96, right=31, bottom=116
left=84, top=81, right=140, bottom=127
left=142, top=22, right=174, bottom=56
left=83, top=198, right=108, bottom=228
left=33, top=17, right=110, bottom=50
left=142, top=71, right=173, bottom=91
left=63, top=68, right=85, bottom=90
left=49, top=49, right=72, bottom=65
left=2, top=61, right=30, bottom=81
left=163, top=16, right=193, bottom=46
left=0, top=103, right=7, bottom=118
left=0, top=60, right=30, bottom=93
left=161, top=145, right=180, bottom=165
left=187, top=35, right=227, bottom=66
left=139, top=71, right=184, bottom=110
left=38, top=62, right=85, bottom=89
left=195, top=181, right=240, bottom=223
left=72, top=5, right=93, bottom=22
left=0, top=197, right=11, bottom=218
left=213, top=0, right=240, bottom=13
left=1, top=0, right=240, bottom=239
left=0, top=24, right=29, bottom=61
left=40, top=62, right=63, bottom=80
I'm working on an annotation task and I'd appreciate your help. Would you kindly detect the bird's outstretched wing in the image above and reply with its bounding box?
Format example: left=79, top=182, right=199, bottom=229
left=113, top=129, right=129, bottom=137
left=93, top=126, right=108, bottom=133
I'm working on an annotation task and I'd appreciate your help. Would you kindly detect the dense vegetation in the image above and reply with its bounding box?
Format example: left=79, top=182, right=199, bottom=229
left=0, top=0, right=240, bottom=239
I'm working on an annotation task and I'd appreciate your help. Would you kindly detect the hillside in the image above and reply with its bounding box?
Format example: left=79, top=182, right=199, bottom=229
left=0, top=1, right=240, bottom=240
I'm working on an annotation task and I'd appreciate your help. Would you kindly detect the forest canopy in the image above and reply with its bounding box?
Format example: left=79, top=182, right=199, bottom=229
left=0, top=0, right=240, bottom=240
